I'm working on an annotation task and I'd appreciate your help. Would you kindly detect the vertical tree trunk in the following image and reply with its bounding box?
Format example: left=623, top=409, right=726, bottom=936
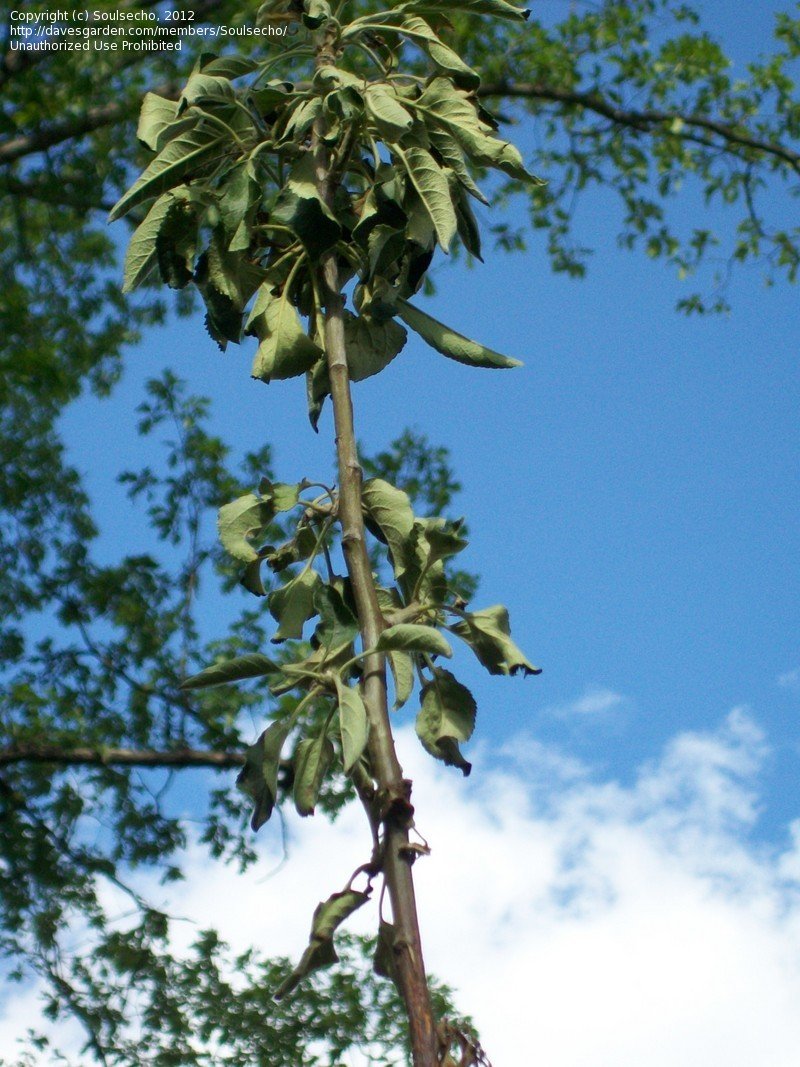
left=312, top=28, right=438, bottom=1064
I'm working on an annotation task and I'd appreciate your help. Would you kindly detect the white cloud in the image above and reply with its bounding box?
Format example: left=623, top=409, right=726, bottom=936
left=3, top=709, right=800, bottom=1066
left=778, top=668, right=800, bottom=692
left=546, top=684, right=626, bottom=717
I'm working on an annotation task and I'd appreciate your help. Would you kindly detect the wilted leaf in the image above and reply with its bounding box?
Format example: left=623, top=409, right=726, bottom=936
left=361, top=479, right=416, bottom=580
left=269, top=568, right=321, bottom=641
left=136, top=92, right=180, bottom=152
left=451, top=604, right=540, bottom=676
left=275, top=887, right=370, bottom=999
left=416, top=667, right=476, bottom=774
left=250, top=289, right=323, bottom=383
left=109, top=124, right=229, bottom=222
left=365, top=83, right=414, bottom=140
left=388, top=650, right=415, bottom=710
left=236, top=718, right=294, bottom=830
left=395, top=145, right=457, bottom=252
left=294, top=732, right=335, bottom=816
left=181, top=653, right=280, bottom=690
left=397, top=299, right=522, bottom=368
left=376, top=623, right=452, bottom=659
left=335, top=678, right=369, bottom=773
left=343, top=311, right=407, bottom=381
left=218, top=493, right=275, bottom=563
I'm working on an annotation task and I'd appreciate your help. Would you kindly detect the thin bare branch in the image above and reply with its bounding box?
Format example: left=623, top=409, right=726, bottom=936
left=479, top=81, right=800, bottom=174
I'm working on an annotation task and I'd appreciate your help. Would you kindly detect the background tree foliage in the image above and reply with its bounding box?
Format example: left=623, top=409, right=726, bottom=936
left=0, top=1, right=798, bottom=1063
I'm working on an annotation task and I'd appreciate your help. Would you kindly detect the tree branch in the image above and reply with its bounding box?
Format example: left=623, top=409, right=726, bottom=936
left=0, top=744, right=245, bottom=769
left=311, top=24, right=437, bottom=1066
left=479, top=81, right=800, bottom=175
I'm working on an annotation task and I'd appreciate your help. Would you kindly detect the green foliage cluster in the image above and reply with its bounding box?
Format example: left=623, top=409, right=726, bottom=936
left=109, top=0, right=540, bottom=1016
left=1, top=0, right=798, bottom=1059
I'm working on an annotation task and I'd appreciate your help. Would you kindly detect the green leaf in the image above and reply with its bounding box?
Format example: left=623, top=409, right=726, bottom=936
left=388, top=651, right=414, bottom=710
left=218, top=160, right=259, bottom=249
left=376, top=623, right=452, bottom=659
left=365, top=83, right=414, bottom=140
left=136, top=92, right=180, bottom=152
left=400, top=0, right=529, bottom=20
left=451, top=604, right=540, bottom=676
left=398, top=15, right=480, bottom=90
left=293, top=732, right=335, bottom=817
left=416, top=668, right=476, bottom=775
left=250, top=289, right=323, bottom=384
left=236, top=718, right=293, bottom=830
left=397, top=299, right=522, bottom=369
left=156, top=194, right=200, bottom=289
left=334, top=678, right=369, bottom=774
left=311, top=582, right=359, bottom=662
left=180, top=72, right=236, bottom=110
left=180, top=653, right=280, bottom=690
left=361, top=479, right=416, bottom=581
left=109, top=123, right=229, bottom=222
left=395, top=145, right=457, bottom=252
left=269, top=568, right=321, bottom=641
left=275, top=887, right=370, bottom=999
left=270, top=153, right=341, bottom=261
left=259, top=478, right=301, bottom=512
left=342, top=311, right=407, bottom=382
left=428, top=127, right=488, bottom=204
left=200, top=53, right=259, bottom=79
left=415, top=77, right=542, bottom=184
left=418, top=517, right=469, bottom=564
left=122, top=193, right=175, bottom=293
left=218, top=493, right=275, bottom=563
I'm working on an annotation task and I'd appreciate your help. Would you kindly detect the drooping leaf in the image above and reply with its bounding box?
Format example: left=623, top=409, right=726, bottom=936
left=180, top=653, right=281, bottom=690
left=293, top=732, right=335, bottom=816
left=399, top=0, right=530, bottom=20
left=249, top=288, right=323, bottom=383
left=415, top=77, right=542, bottom=184
left=259, top=478, right=301, bottom=512
left=109, top=124, right=229, bottom=222
left=122, top=193, right=176, bottom=293
left=218, top=160, right=260, bottom=250
left=416, top=668, right=476, bottom=775
left=269, top=567, right=321, bottom=641
left=311, top=582, right=360, bottom=661
left=136, top=92, right=180, bottom=152
left=156, top=194, right=200, bottom=289
left=375, top=623, right=452, bottom=659
left=270, top=153, right=341, bottom=261
left=195, top=237, right=266, bottom=347
left=218, top=493, right=275, bottom=563
left=342, top=311, right=408, bottom=382
left=395, top=145, right=457, bottom=252
left=361, top=479, right=416, bottom=581
left=335, top=678, right=370, bottom=773
left=180, top=72, right=237, bottom=110
left=373, top=919, right=401, bottom=990
left=200, top=53, right=259, bottom=79
left=451, top=604, right=540, bottom=676
left=236, top=718, right=294, bottom=830
left=388, top=650, right=415, bottom=710
left=397, top=299, right=522, bottom=369
left=397, top=14, right=480, bottom=90
left=418, top=517, right=469, bottom=565
left=365, top=83, right=414, bottom=140
left=275, top=887, right=370, bottom=999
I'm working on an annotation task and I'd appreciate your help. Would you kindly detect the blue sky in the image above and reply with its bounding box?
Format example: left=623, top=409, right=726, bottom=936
left=60, top=0, right=799, bottom=837
left=5, top=2, right=800, bottom=1062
